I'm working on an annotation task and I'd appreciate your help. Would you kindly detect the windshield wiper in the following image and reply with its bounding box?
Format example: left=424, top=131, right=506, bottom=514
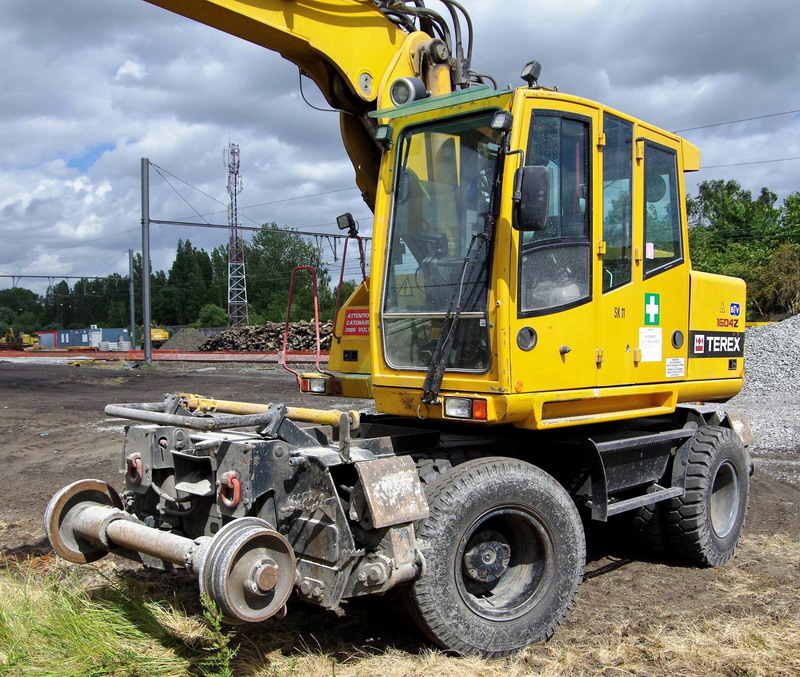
left=420, top=232, right=487, bottom=405
left=419, top=133, right=509, bottom=405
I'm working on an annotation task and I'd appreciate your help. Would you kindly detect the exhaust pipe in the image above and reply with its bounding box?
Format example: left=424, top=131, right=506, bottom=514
left=45, top=479, right=295, bottom=623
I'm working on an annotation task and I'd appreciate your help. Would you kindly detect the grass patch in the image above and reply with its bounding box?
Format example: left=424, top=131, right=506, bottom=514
left=1, top=533, right=798, bottom=676
left=0, top=560, right=234, bottom=675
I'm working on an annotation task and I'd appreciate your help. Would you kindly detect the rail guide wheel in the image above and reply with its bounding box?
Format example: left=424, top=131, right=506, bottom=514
left=198, top=517, right=296, bottom=623
left=44, top=479, right=123, bottom=564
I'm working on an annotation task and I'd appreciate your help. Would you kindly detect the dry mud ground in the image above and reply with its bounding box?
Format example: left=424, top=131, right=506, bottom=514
left=1, top=359, right=798, bottom=673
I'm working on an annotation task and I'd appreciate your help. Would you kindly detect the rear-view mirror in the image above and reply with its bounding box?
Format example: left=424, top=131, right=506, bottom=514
left=513, top=165, right=550, bottom=231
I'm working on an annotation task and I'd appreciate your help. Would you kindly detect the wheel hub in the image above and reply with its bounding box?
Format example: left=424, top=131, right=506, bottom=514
left=463, top=530, right=510, bottom=583
left=710, top=460, right=740, bottom=538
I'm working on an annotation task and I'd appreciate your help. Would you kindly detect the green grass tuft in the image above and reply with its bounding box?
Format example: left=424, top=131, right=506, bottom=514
left=0, top=561, right=238, bottom=676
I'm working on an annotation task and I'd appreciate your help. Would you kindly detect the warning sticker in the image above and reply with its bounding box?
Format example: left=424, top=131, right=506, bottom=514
left=397, top=277, right=414, bottom=298
left=639, top=327, right=662, bottom=363
left=666, top=357, right=685, bottom=378
left=342, top=309, right=370, bottom=336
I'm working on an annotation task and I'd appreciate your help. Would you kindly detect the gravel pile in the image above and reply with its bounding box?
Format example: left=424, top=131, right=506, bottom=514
left=742, top=314, right=800, bottom=396
left=159, top=327, right=208, bottom=351
left=728, top=314, right=800, bottom=462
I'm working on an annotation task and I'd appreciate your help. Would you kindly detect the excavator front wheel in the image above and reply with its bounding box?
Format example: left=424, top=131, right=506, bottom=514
left=406, top=457, right=585, bottom=657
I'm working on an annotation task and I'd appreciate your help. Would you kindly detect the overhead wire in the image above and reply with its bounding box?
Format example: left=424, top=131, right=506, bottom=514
left=673, top=108, right=800, bottom=133
left=172, top=186, right=358, bottom=225
left=0, top=228, right=140, bottom=267
left=65, top=251, right=127, bottom=278
left=701, top=156, right=800, bottom=169
left=150, top=163, right=213, bottom=224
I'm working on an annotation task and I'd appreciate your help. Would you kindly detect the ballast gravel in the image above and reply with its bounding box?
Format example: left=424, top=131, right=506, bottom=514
left=740, top=314, right=800, bottom=398
left=726, top=314, right=800, bottom=483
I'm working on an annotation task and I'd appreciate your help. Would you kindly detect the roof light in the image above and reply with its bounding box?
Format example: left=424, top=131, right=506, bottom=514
left=374, top=124, right=393, bottom=151
left=491, top=110, right=514, bottom=132
left=336, top=212, right=357, bottom=234
left=389, top=77, right=429, bottom=106
left=520, top=60, right=542, bottom=88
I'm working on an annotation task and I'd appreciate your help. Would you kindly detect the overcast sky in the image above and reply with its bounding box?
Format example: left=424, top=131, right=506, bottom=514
left=1, top=0, right=799, bottom=296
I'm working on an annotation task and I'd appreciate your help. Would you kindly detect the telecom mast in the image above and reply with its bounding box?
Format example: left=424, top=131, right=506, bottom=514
left=226, top=143, right=249, bottom=326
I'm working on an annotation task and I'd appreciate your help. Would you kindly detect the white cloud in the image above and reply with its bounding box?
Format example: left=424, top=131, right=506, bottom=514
left=115, top=59, right=146, bottom=81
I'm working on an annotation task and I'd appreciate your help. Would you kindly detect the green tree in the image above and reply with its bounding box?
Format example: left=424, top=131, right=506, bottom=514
left=0, top=287, right=41, bottom=318
left=161, top=239, right=210, bottom=324
left=43, top=281, right=72, bottom=328
left=196, top=303, right=230, bottom=328
left=687, top=180, right=782, bottom=246
left=208, top=245, right=229, bottom=308
left=749, top=243, right=800, bottom=316
left=245, top=224, right=336, bottom=322
left=688, top=180, right=800, bottom=318
left=0, top=306, right=14, bottom=333
left=0, top=287, right=42, bottom=331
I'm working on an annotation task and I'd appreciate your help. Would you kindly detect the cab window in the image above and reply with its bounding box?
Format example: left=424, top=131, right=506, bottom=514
left=643, top=143, right=682, bottom=276
left=602, top=115, right=633, bottom=291
left=519, top=112, right=591, bottom=315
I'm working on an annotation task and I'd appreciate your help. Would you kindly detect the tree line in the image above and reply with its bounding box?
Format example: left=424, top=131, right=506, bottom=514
left=0, top=224, right=357, bottom=334
left=688, top=180, right=800, bottom=318
left=2, top=181, right=799, bottom=335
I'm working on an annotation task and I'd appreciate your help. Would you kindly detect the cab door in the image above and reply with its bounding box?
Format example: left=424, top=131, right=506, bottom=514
left=509, top=100, right=601, bottom=393
left=632, top=132, right=690, bottom=386
left=597, top=112, right=637, bottom=386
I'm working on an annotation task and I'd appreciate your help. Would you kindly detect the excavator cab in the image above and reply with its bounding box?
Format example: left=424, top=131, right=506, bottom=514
left=314, top=84, right=746, bottom=431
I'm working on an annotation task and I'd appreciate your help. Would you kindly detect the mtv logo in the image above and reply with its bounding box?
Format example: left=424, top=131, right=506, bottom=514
left=730, top=302, right=741, bottom=317
left=694, top=334, right=705, bottom=354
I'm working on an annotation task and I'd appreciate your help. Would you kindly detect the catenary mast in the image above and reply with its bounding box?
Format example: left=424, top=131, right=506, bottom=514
left=226, top=143, right=249, bottom=326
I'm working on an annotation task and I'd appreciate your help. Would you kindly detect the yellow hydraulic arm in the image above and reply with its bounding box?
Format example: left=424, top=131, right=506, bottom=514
left=142, top=0, right=455, bottom=206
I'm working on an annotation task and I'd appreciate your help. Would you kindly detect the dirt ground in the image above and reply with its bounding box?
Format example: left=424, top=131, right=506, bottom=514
left=1, top=358, right=798, bottom=664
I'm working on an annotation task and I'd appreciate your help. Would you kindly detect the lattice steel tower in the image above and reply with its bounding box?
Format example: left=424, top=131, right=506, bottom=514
left=226, top=143, right=249, bottom=326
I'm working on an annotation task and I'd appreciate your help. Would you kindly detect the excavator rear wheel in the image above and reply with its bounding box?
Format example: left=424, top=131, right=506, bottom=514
left=406, top=457, right=585, bottom=657
left=664, top=425, right=749, bottom=567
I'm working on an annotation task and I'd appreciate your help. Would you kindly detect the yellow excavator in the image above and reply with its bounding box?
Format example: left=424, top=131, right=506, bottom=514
left=46, top=1, right=752, bottom=657
left=0, top=328, right=38, bottom=350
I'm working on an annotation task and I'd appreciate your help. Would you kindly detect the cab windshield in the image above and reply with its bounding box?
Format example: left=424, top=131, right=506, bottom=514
left=382, top=111, right=504, bottom=371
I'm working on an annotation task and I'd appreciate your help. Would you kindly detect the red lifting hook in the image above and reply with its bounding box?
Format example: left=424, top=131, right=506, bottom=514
left=219, top=471, right=241, bottom=509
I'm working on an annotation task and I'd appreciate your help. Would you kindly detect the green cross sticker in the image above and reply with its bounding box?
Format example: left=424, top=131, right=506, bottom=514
left=644, top=293, right=660, bottom=326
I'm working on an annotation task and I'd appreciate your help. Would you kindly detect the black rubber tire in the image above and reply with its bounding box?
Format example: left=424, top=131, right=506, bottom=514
left=628, top=499, right=668, bottom=554
left=664, top=425, right=749, bottom=567
left=407, top=457, right=585, bottom=657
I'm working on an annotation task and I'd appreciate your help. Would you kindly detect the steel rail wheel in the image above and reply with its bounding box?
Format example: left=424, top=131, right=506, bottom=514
left=407, top=457, right=585, bottom=657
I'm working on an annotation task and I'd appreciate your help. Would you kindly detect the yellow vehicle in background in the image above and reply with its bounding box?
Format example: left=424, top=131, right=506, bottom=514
left=0, top=328, right=38, bottom=350
left=150, top=327, right=170, bottom=349
left=20, top=332, right=39, bottom=348
left=46, top=1, right=752, bottom=657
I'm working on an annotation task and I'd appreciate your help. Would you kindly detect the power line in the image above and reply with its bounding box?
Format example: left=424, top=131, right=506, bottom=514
left=0, top=228, right=139, bottom=267
left=153, top=219, right=372, bottom=240
left=152, top=161, right=359, bottom=234
left=65, top=251, right=127, bottom=278
left=150, top=162, right=227, bottom=211
left=172, top=187, right=358, bottom=224
left=151, top=163, right=212, bottom=225
left=0, top=274, right=122, bottom=282
left=702, top=156, right=800, bottom=169
left=674, top=108, right=800, bottom=133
